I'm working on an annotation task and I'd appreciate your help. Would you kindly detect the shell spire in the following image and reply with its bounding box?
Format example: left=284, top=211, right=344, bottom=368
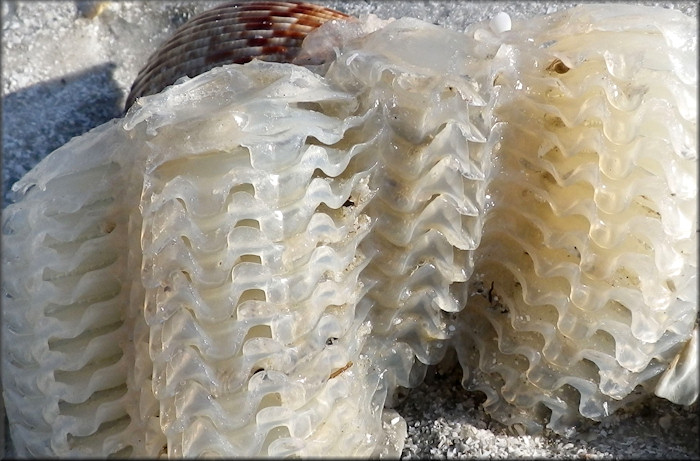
left=125, top=1, right=349, bottom=110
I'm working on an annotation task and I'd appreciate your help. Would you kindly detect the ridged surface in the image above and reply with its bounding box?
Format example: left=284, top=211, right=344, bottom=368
left=135, top=61, right=382, bottom=457
left=126, top=1, right=349, bottom=109
left=325, top=18, right=496, bottom=401
left=1, top=3, right=697, bottom=457
left=452, top=5, right=698, bottom=435
left=2, top=13, right=496, bottom=454
left=1, top=120, right=163, bottom=456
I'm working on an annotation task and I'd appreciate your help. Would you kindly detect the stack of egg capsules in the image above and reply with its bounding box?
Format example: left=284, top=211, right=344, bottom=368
left=1, top=2, right=696, bottom=457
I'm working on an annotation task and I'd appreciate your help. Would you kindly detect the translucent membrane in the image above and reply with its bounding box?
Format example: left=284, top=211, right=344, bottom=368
left=1, top=4, right=696, bottom=457
left=452, top=4, right=697, bottom=435
left=1, top=12, right=494, bottom=455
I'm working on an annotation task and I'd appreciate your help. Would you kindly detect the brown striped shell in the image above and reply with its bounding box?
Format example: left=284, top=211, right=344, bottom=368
left=125, top=1, right=349, bottom=110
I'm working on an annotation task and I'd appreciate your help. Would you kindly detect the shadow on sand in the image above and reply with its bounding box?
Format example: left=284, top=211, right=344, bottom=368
left=2, top=62, right=123, bottom=206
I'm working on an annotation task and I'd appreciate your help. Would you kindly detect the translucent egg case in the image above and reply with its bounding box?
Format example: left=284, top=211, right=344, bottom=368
left=2, top=3, right=696, bottom=457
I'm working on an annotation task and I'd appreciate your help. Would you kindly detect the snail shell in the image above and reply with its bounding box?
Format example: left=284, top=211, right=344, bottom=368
left=126, top=1, right=349, bottom=109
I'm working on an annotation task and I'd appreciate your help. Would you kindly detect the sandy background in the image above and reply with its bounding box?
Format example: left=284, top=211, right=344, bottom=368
left=2, top=1, right=698, bottom=458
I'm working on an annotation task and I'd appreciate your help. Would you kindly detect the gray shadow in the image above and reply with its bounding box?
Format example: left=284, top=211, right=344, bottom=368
left=2, top=62, right=123, bottom=207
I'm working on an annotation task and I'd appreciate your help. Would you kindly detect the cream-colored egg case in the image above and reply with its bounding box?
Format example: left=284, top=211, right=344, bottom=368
left=1, top=3, right=696, bottom=458
left=453, top=4, right=698, bottom=435
left=1, top=16, right=493, bottom=456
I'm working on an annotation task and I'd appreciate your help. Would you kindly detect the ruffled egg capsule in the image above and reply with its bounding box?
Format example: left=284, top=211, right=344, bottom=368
left=453, top=4, right=697, bottom=435
left=1, top=2, right=696, bottom=458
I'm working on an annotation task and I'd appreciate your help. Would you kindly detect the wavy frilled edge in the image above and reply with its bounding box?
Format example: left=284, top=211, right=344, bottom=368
left=2, top=4, right=697, bottom=456
left=453, top=3, right=697, bottom=436
left=1, top=118, right=158, bottom=457
left=1, top=14, right=498, bottom=454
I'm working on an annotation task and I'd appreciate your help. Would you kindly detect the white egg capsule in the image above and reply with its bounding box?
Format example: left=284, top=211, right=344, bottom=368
left=453, top=3, right=697, bottom=435
left=1, top=2, right=696, bottom=458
